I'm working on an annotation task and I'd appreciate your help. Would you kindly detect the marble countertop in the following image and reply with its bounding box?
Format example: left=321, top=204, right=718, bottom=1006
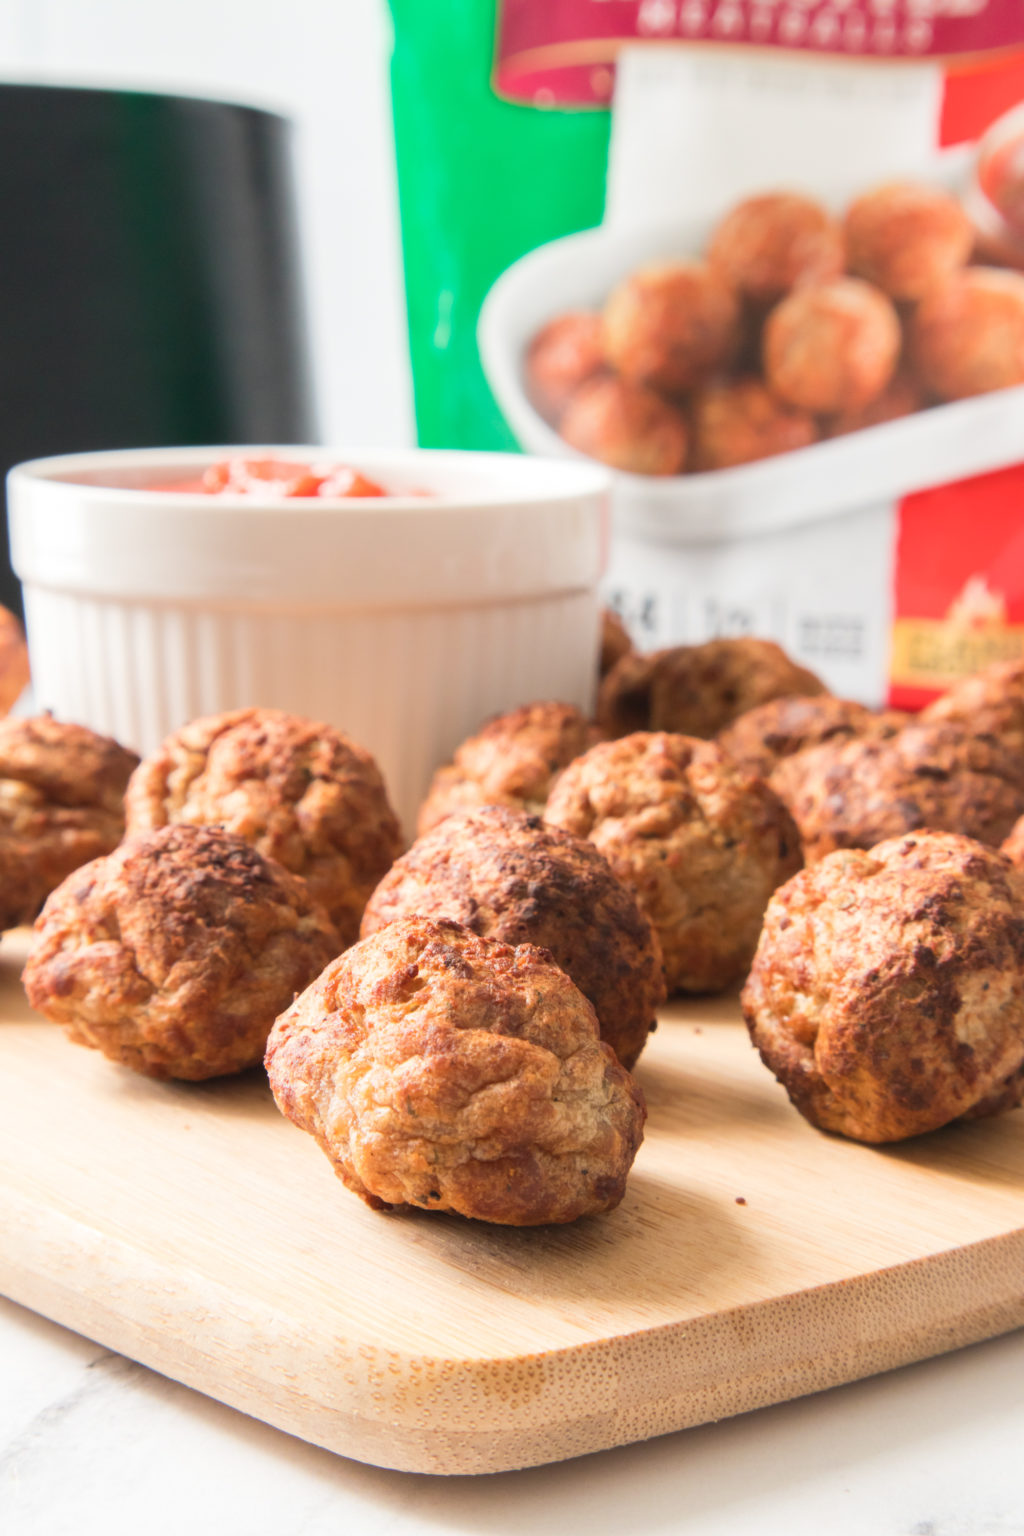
left=2, top=1295, right=1022, bottom=1536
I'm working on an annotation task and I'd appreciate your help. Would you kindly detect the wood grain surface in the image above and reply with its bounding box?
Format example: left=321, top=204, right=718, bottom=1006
left=0, top=927, right=1022, bottom=1475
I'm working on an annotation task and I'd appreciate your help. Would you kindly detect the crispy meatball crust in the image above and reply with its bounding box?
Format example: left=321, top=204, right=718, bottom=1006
left=0, top=714, right=139, bottom=931
left=770, top=719, right=1024, bottom=864
left=559, top=375, right=689, bottom=475
left=599, top=607, right=634, bottom=678
left=23, top=824, right=340, bottom=1080
left=0, top=606, right=30, bottom=716
left=544, top=733, right=802, bottom=994
left=597, top=638, right=825, bottom=741
left=265, top=917, right=647, bottom=1225
left=921, top=657, right=1024, bottom=754
left=742, top=832, right=1024, bottom=1142
left=844, top=182, right=973, bottom=302
left=362, top=805, right=665, bottom=1069
left=707, top=192, right=844, bottom=304
left=602, top=262, right=739, bottom=395
left=525, top=312, right=606, bottom=425
left=690, top=378, right=818, bottom=471
left=124, top=707, right=403, bottom=946
left=764, top=277, right=901, bottom=414
left=1002, top=813, right=1024, bottom=867
left=716, top=694, right=880, bottom=778
left=910, top=267, right=1024, bottom=400
left=416, top=702, right=601, bottom=837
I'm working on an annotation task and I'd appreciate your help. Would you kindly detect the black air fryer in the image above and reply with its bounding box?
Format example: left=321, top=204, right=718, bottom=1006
left=0, top=83, right=315, bottom=615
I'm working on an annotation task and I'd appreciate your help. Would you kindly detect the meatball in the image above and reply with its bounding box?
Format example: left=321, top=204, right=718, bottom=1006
left=362, top=804, right=665, bottom=1069
left=922, top=658, right=1024, bottom=753
left=265, top=916, right=647, bottom=1225
left=716, top=693, right=882, bottom=779
left=559, top=375, right=688, bottom=475
left=23, top=824, right=340, bottom=1080
left=844, top=181, right=973, bottom=302
left=524, top=312, right=605, bottom=425
left=597, top=637, right=825, bottom=741
left=1002, top=812, right=1024, bottom=866
left=124, top=707, right=403, bottom=946
left=690, top=378, right=818, bottom=471
left=544, top=732, right=802, bottom=994
left=825, top=369, right=924, bottom=437
left=742, top=832, right=1024, bottom=1142
left=416, top=701, right=600, bottom=837
left=707, top=191, right=844, bottom=304
left=599, top=607, right=634, bottom=679
left=0, top=606, right=29, bottom=716
left=770, top=719, right=1024, bottom=864
left=764, top=277, right=901, bottom=414
left=910, top=267, right=1024, bottom=400
left=0, top=714, right=139, bottom=931
left=602, top=261, right=739, bottom=395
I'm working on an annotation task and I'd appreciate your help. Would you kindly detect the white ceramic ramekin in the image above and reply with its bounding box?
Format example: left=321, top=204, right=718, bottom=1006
left=7, top=446, right=609, bottom=832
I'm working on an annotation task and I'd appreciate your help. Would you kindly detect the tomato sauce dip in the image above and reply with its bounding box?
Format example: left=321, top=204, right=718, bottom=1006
left=150, top=457, right=390, bottom=497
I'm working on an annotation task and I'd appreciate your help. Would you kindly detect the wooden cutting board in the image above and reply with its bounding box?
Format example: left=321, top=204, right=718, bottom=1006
left=1, top=926, right=1022, bottom=1476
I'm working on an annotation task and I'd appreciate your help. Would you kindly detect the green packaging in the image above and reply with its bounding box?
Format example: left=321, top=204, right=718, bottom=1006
left=388, top=1, right=609, bottom=450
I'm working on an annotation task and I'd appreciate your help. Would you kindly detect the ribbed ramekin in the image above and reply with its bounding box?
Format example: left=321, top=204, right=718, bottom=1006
left=8, top=447, right=609, bottom=832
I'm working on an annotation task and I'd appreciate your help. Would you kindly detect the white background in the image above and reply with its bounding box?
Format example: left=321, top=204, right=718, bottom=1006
left=0, top=0, right=414, bottom=447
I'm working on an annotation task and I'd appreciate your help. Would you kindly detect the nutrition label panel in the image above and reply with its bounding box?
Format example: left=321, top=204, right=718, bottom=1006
left=604, top=497, right=896, bottom=703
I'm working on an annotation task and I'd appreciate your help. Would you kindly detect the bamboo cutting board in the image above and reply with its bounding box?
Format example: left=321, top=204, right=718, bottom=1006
left=1, top=926, right=1022, bottom=1476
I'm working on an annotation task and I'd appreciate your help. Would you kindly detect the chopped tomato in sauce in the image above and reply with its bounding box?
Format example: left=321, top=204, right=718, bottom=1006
left=152, top=457, right=389, bottom=497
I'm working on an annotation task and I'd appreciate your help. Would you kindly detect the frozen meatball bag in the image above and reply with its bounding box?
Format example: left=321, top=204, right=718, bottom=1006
left=388, top=1, right=1024, bottom=708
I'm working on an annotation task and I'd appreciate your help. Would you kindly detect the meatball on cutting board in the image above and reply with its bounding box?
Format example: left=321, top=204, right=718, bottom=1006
left=362, top=803, right=664, bottom=1069
left=266, top=917, right=646, bottom=1226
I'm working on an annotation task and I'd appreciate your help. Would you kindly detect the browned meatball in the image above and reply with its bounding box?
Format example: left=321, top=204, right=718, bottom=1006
left=770, top=719, right=1024, bottom=863
left=742, top=832, right=1024, bottom=1142
left=0, top=714, right=139, bottom=931
left=559, top=375, right=688, bottom=475
left=265, top=916, right=647, bottom=1225
left=602, top=261, right=739, bottom=395
left=0, top=606, right=29, bottom=716
left=362, top=804, right=664, bottom=1069
left=599, top=607, right=634, bottom=678
left=910, top=267, right=1024, bottom=400
left=764, top=277, right=901, bottom=414
left=844, top=182, right=973, bottom=302
left=23, top=824, right=340, bottom=1080
left=922, top=658, right=1024, bottom=753
left=707, top=192, right=844, bottom=304
left=690, top=378, right=818, bottom=471
left=1002, top=812, right=1024, bottom=866
left=524, top=311, right=606, bottom=425
left=417, top=701, right=600, bottom=836
left=825, top=368, right=924, bottom=436
left=124, top=707, right=403, bottom=946
left=716, top=693, right=882, bottom=778
left=545, top=732, right=802, bottom=994
left=597, top=637, right=825, bottom=741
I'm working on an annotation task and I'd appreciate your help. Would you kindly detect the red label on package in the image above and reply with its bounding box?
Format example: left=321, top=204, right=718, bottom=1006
left=495, top=0, right=1024, bottom=105
left=889, top=461, right=1024, bottom=711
